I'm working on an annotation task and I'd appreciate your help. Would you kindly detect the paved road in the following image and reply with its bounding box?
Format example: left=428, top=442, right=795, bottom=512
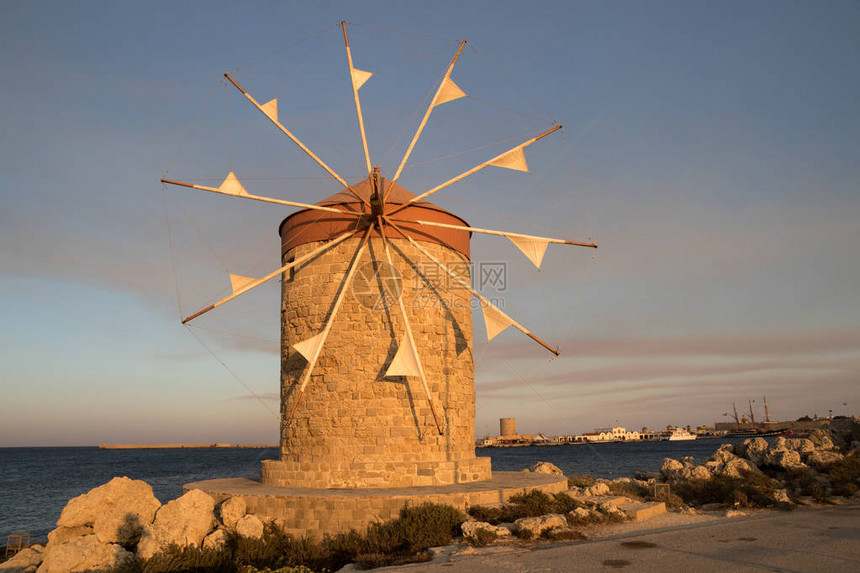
left=387, top=505, right=860, bottom=572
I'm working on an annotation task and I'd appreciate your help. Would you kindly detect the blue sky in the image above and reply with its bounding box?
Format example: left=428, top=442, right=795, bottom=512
left=1, top=0, right=858, bottom=446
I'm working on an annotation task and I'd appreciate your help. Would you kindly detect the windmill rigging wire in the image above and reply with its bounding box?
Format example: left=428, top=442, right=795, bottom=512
left=187, top=324, right=279, bottom=347
left=403, top=131, right=544, bottom=170
left=465, top=95, right=553, bottom=123
left=468, top=43, right=556, bottom=124
left=370, top=45, right=452, bottom=76
left=347, top=21, right=461, bottom=43
left=163, top=184, right=184, bottom=320
left=224, top=82, right=233, bottom=172
left=162, top=80, right=221, bottom=178
left=275, top=28, right=336, bottom=100
left=185, top=326, right=280, bottom=420
left=229, top=24, right=338, bottom=74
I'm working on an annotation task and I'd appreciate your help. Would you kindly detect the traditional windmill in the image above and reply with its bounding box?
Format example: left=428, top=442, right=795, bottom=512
left=162, top=22, right=597, bottom=489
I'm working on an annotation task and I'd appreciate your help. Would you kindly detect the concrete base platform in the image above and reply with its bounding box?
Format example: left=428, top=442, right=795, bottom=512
left=185, top=471, right=568, bottom=537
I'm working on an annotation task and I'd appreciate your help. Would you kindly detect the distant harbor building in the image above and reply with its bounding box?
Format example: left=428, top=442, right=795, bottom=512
left=500, top=418, right=517, bottom=437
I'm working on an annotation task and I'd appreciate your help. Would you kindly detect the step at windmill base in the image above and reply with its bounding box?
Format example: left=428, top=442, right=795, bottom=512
left=266, top=183, right=492, bottom=488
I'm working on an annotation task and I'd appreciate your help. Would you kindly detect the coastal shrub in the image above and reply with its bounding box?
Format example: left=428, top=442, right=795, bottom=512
left=113, top=502, right=465, bottom=573
left=510, top=525, right=533, bottom=540
left=137, top=545, right=234, bottom=573
left=467, top=491, right=585, bottom=525
left=468, top=528, right=498, bottom=547
left=674, top=470, right=782, bottom=508
left=239, top=565, right=314, bottom=573
left=646, top=491, right=686, bottom=511
left=544, top=529, right=587, bottom=542
left=568, top=474, right=596, bottom=488
left=607, top=481, right=647, bottom=500
left=823, top=454, right=860, bottom=496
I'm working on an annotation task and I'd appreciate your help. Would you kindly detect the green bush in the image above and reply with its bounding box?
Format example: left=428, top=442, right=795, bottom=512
left=568, top=474, right=596, bottom=488
left=607, top=480, right=646, bottom=500
left=112, top=502, right=466, bottom=573
left=673, top=470, right=783, bottom=508
left=467, top=528, right=498, bottom=547
left=467, top=491, right=584, bottom=525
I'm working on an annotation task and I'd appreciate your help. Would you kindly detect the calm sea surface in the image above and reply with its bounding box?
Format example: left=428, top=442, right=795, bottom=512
left=0, top=439, right=748, bottom=542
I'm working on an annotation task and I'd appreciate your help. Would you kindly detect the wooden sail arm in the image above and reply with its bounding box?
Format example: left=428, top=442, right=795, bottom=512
left=389, top=218, right=598, bottom=249
left=384, top=218, right=559, bottom=356
left=377, top=219, right=444, bottom=435
left=161, top=178, right=362, bottom=216
left=181, top=229, right=360, bottom=324
left=223, top=73, right=370, bottom=209
left=286, top=227, right=372, bottom=425
left=342, top=21, right=372, bottom=176
left=387, top=40, right=468, bottom=199
left=386, top=125, right=562, bottom=217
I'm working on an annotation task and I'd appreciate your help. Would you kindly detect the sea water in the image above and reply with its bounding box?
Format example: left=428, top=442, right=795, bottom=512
left=0, top=439, right=748, bottom=542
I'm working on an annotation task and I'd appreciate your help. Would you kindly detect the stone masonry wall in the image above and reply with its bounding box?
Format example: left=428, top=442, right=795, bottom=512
left=262, top=236, right=492, bottom=488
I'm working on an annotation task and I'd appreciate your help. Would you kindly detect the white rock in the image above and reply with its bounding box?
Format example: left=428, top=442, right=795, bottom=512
left=36, top=536, right=132, bottom=573
left=461, top=521, right=511, bottom=539
left=218, top=496, right=246, bottom=529
left=735, top=438, right=769, bottom=466
left=583, top=482, right=610, bottom=496
left=806, top=450, right=844, bottom=468
left=514, top=514, right=567, bottom=536
left=0, top=545, right=44, bottom=573
left=785, top=438, right=815, bottom=455
left=56, top=477, right=160, bottom=546
left=568, top=507, right=593, bottom=520
left=235, top=514, right=264, bottom=539
left=527, top=461, right=565, bottom=475
left=598, top=502, right=626, bottom=517
left=771, top=489, right=791, bottom=503
left=807, top=429, right=836, bottom=451
left=46, top=527, right=93, bottom=546
left=137, top=489, right=216, bottom=559
left=202, top=528, right=229, bottom=549
left=764, top=448, right=805, bottom=470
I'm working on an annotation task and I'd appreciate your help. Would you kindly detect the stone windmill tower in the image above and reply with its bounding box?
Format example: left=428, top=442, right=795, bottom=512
left=163, top=22, right=597, bottom=492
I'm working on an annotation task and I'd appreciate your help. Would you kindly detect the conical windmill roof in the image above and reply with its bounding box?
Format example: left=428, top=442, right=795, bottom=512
left=279, top=176, right=471, bottom=258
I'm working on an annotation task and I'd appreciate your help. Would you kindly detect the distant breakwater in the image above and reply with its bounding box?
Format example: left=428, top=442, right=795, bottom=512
left=98, top=444, right=278, bottom=450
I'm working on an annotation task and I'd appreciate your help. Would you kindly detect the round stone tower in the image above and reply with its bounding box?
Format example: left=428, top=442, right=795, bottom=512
left=261, top=176, right=492, bottom=488
left=500, top=417, right=517, bottom=438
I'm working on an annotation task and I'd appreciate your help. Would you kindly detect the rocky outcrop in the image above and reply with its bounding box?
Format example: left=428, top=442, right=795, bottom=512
left=137, top=489, right=216, bottom=559
left=218, top=496, right=246, bottom=529
left=807, top=429, right=837, bottom=451
left=660, top=458, right=711, bottom=483
left=525, top=461, right=565, bottom=475
left=582, top=482, right=610, bottom=496
left=235, top=514, right=264, bottom=539
left=806, top=450, right=844, bottom=468
left=514, top=514, right=567, bottom=537
left=202, top=528, right=229, bottom=550
left=734, top=438, right=769, bottom=466
left=36, top=535, right=132, bottom=573
left=461, top=521, right=511, bottom=539
left=56, top=477, right=160, bottom=546
left=0, top=545, right=44, bottom=573
left=704, top=444, right=761, bottom=478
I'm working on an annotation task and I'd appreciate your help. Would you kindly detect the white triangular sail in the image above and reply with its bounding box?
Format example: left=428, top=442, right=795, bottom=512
left=218, top=171, right=248, bottom=196
left=292, top=332, right=326, bottom=362
left=351, top=68, right=373, bottom=91
left=260, top=98, right=278, bottom=123
left=229, top=273, right=257, bottom=294
left=489, top=146, right=529, bottom=172
left=432, top=77, right=466, bottom=107
left=385, top=334, right=422, bottom=377
left=507, top=236, right=550, bottom=269
left=482, top=303, right=513, bottom=341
